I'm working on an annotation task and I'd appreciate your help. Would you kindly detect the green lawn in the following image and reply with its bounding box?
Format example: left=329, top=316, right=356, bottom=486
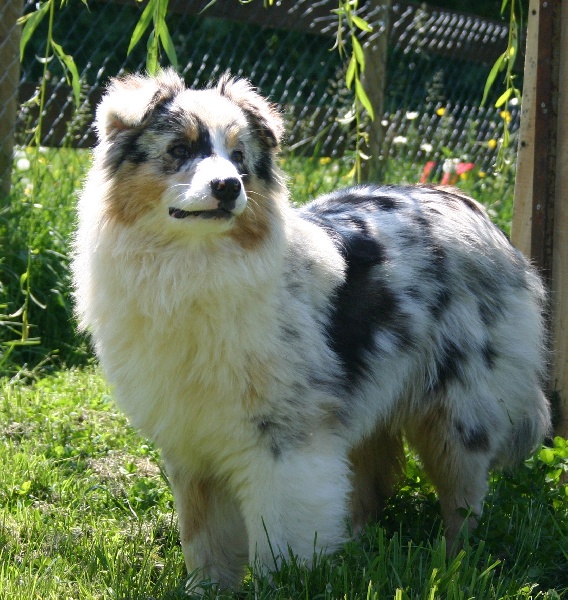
left=1, top=368, right=566, bottom=598
left=1, top=149, right=567, bottom=598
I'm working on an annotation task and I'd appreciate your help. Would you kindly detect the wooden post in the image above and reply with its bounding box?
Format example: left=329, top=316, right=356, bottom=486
left=551, top=0, right=568, bottom=438
left=512, top=0, right=568, bottom=437
left=0, top=0, right=24, bottom=200
left=511, top=0, right=539, bottom=257
left=361, top=0, right=392, bottom=182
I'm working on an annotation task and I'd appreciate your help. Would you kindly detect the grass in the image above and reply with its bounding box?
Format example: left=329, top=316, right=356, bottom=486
left=1, top=148, right=566, bottom=598
left=0, top=368, right=566, bottom=598
left=1, top=147, right=91, bottom=374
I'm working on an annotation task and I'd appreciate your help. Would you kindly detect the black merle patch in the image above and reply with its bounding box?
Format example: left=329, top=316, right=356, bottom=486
left=256, top=415, right=307, bottom=459
left=455, top=420, right=491, bottom=453
left=326, top=228, right=404, bottom=387
left=327, top=270, right=412, bottom=389
left=372, top=195, right=401, bottom=210
left=254, top=151, right=275, bottom=184
left=162, top=120, right=213, bottom=169
left=315, top=188, right=402, bottom=212
left=442, top=190, right=485, bottom=216
left=430, top=287, right=452, bottom=319
left=281, top=324, right=302, bottom=341
left=148, top=100, right=184, bottom=130
left=477, top=295, right=503, bottom=327
left=482, top=343, right=498, bottom=370
left=102, top=129, right=147, bottom=175
left=429, top=337, right=467, bottom=394
left=256, top=418, right=283, bottom=458
left=300, top=196, right=418, bottom=389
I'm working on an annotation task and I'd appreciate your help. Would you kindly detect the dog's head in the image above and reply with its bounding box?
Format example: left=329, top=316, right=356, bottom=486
left=92, top=69, right=285, bottom=248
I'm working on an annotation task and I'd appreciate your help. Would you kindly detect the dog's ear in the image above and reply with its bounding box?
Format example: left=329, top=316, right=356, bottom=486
left=217, top=74, right=284, bottom=149
left=96, top=69, right=185, bottom=142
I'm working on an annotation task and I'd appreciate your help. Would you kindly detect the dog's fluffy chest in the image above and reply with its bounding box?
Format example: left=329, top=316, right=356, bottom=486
left=86, top=234, right=344, bottom=472
left=96, top=281, right=278, bottom=461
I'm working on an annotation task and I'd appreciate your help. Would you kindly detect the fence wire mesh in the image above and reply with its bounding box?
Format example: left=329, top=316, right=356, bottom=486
left=0, top=0, right=522, bottom=369
left=2, top=0, right=519, bottom=195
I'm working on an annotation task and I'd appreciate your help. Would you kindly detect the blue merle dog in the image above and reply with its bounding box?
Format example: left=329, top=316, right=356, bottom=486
left=72, top=69, right=551, bottom=589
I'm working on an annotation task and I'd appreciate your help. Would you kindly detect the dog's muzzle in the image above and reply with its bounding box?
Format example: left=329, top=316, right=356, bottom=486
left=169, top=177, right=242, bottom=220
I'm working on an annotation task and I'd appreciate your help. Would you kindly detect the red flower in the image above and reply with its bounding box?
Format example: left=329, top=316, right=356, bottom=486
left=456, top=162, right=475, bottom=175
left=420, top=161, right=437, bottom=183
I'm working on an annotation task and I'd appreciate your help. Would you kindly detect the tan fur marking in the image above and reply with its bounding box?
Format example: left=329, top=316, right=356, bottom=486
left=229, top=181, right=273, bottom=249
left=243, top=354, right=271, bottom=411
left=225, top=123, right=242, bottom=151
left=180, top=479, right=212, bottom=540
left=349, top=426, right=405, bottom=533
left=405, top=404, right=483, bottom=548
left=183, top=117, right=199, bottom=143
left=105, top=165, right=167, bottom=225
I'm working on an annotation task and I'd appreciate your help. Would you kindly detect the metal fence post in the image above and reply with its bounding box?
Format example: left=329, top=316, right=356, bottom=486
left=0, top=0, right=24, bottom=200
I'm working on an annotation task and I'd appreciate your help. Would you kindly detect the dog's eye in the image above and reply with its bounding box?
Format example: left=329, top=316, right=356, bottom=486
left=231, top=150, right=244, bottom=163
left=169, top=145, right=191, bottom=159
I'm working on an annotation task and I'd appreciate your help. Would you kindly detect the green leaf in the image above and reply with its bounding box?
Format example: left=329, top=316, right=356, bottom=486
left=352, top=36, right=365, bottom=69
left=351, top=15, right=372, bottom=32
left=480, top=52, right=505, bottom=107
left=18, top=1, right=51, bottom=62
left=155, top=0, right=169, bottom=22
left=494, top=87, right=512, bottom=108
left=509, top=29, right=518, bottom=70
left=539, top=447, right=555, bottom=465
left=346, top=55, right=357, bottom=90
left=503, top=123, right=510, bottom=147
left=127, top=0, right=154, bottom=56
left=355, top=79, right=374, bottom=120
left=18, top=480, right=32, bottom=495
left=51, top=40, right=82, bottom=105
left=146, top=30, right=159, bottom=76
left=158, top=21, right=178, bottom=69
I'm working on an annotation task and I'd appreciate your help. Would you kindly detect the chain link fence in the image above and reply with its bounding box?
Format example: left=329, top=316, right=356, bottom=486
left=0, top=0, right=521, bottom=370
left=1, top=0, right=519, bottom=194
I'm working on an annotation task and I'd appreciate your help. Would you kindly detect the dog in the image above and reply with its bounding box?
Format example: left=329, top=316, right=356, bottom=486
left=72, top=69, right=551, bottom=589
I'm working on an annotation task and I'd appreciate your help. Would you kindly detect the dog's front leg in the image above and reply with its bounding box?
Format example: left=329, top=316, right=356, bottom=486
left=236, top=438, right=351, bottom=577
left=167, top=465, right=248, bottom=590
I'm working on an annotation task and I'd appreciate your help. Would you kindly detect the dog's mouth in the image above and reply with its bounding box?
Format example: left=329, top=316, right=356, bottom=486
left=168, top=207, right=234, bottom=220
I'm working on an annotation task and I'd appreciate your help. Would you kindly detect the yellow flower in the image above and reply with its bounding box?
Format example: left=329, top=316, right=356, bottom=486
left=319, top=156, right=332, bottom=165
left=500, top=110, right=512, bottom=123
left=478, top=171, right=486, bottom=178
left=487, top=139, right=498, bottom=149
left=436, top=107, right=446, bottom=117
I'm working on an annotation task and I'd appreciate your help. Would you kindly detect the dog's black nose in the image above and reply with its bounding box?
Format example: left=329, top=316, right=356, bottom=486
left=211, top=178, right=241, bottom=210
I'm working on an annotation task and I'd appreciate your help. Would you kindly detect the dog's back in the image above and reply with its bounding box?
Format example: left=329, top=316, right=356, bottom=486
left=300, top=184, right=549, bottom=539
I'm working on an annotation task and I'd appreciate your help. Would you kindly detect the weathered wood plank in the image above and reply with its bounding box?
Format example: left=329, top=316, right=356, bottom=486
left=0, top=0, right=24, bottom=198
left=551, top=0, right=568, bottom=438
left=511, top=0, right=539, bottom=257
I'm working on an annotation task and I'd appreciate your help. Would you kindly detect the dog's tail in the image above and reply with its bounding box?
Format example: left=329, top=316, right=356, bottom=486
left=498, top=391, right=552, bottom=469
